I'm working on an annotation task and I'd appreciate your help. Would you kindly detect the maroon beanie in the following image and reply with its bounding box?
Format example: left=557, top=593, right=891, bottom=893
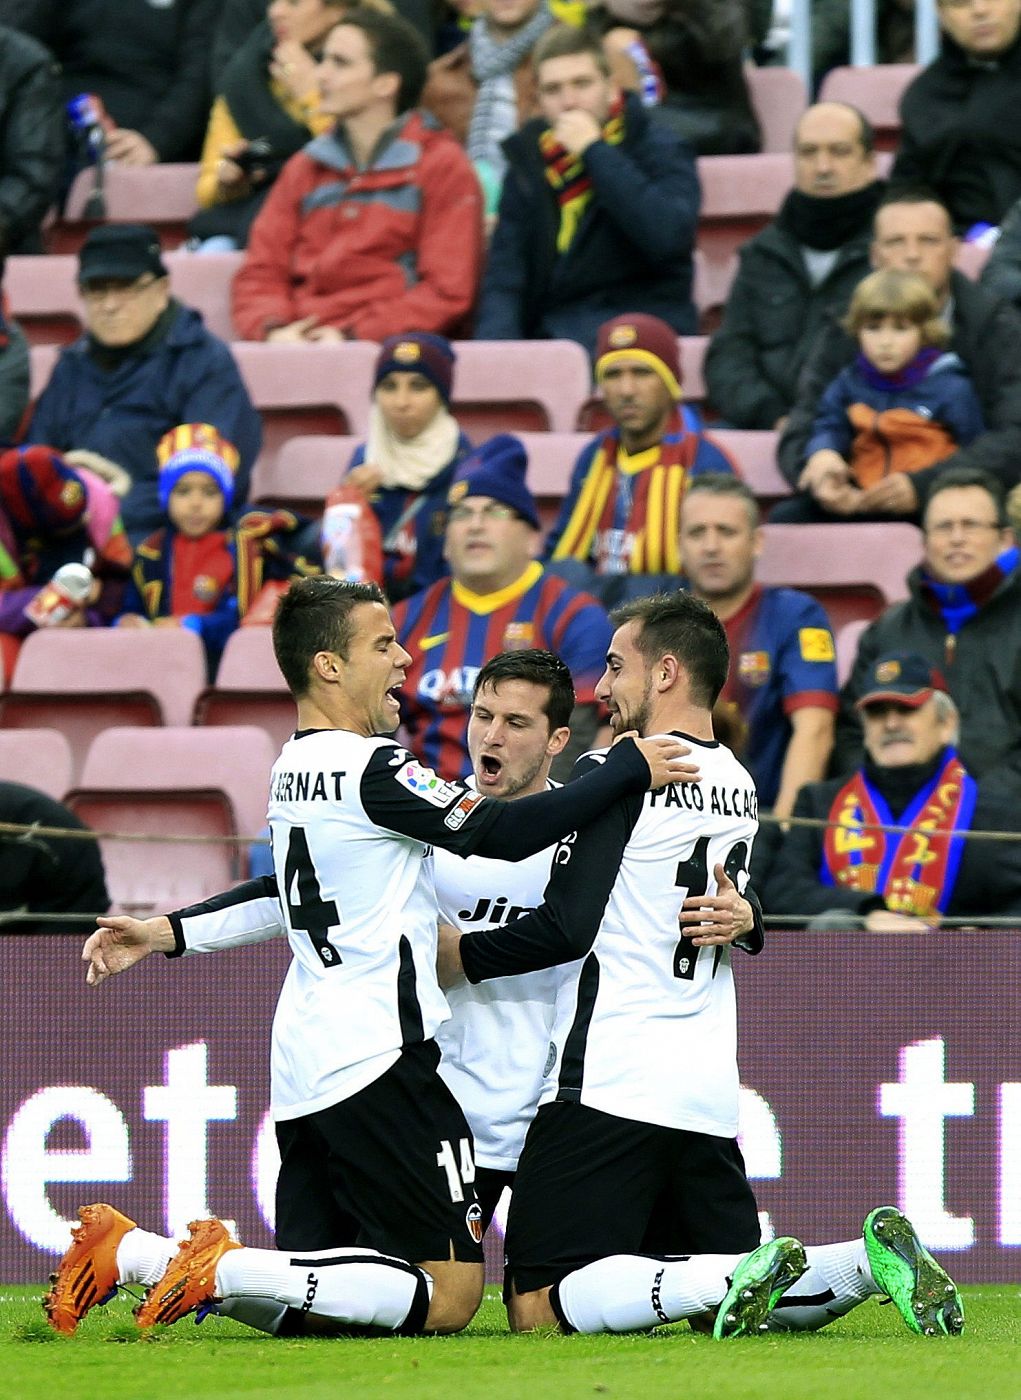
left=594, top=313, right=683, bottom=400
left=0, top=446, right=88, bottom=533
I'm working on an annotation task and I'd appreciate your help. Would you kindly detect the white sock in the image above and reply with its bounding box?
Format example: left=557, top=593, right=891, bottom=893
left=553, top=1253, right=741, bottom=1334
left=215, top=1245, right=433, bottom=1333
left=216, top=1297, right=290, bottom=1335
left=767, top=1240, right=874, bottom=1332
left=115, top=1227, right=176, bottom=1288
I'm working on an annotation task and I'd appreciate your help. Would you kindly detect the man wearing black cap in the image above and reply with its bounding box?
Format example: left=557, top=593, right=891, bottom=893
left=765, top=652, right=1021, bottom=929
left=23, top=225, right=261, bottom=541
left=392, top=432, right=612, bottom=779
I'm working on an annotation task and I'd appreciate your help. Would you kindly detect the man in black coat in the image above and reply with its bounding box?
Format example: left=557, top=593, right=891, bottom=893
left=775, top=187, right=1021, bottom=524
left=892, top=0, right=1021, bottom=232
left=705, top=101, right=883, bottom=431
left=475, top=24, right=699, bottom=358
left=0, top=782, right=109, bottom=933
left=0, top=24, right=62, bottom=254
left=765, top=651, right=1021, bottom=930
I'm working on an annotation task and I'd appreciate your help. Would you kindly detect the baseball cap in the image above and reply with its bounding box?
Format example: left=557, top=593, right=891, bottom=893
left=855, top=653, right=949, bottom=710
left=78, top=224, right=167, bottom=285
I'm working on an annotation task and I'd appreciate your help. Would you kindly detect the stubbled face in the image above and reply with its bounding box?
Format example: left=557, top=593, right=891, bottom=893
left=536, top=53, right=613, bottom=126
left=858, top=315, right=924, bottom=374
left=596, top=620, right=654, bottom=737
left=861, top=696, right=955, bottom=767
left=167, top=472, right=225, bottom=538
left=467, top=678, right=566, bottom=797
left=338, top=600, right=411, bottom=734
left=794, top=103, right=875, bottom=197
left=80, top=275, right=170, bottom=348
left=872, top=202, right=957, bottom=301
left=922, top=485, right=1013, bottom=584
left=375, top=371, right=443, bottom=441
left=937, top=0, right=1021, bottom=57
left=443, top=496, right=536, bottom=593
left=679, top=491, right=760, bottom=602
left=268, top=0, right=341, bottom=47
left=600, top=361, right=674, bottom=442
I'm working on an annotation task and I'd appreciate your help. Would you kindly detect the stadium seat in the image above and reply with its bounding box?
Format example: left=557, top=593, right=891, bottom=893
left=577, top=336, right=708, bottom=431
left=696, top=154, right=794, bottom=280
left=250, top=433, right=355, bottom=510
left=66, top=725, right=274, bottom=911
left=233, top=341, right=377, bottom=488
left=817, top=64, right=921, bottom=151
left=29, top=344, right=60, bottom=401
left=450, top=340, right=592, bottom=437
left=0, top=628, right=208, bottom=782
left=52, top=163, right=202, bottom=253
left=194, top=628, right=295, bottom=753
left=835, top=616, right=870, bottom=687
left=757, top=521, right=922, bottom=631
left=4, top=255, right=81, bottom=345
left=705, top=430, right=790, bottom=503
left=164, top=250, right=245, bottom=343
left=745, top=65, right=808, bottom=154
left=693, top=248, right=739, bottom=333
left=0, top=728, right=73, bottom=801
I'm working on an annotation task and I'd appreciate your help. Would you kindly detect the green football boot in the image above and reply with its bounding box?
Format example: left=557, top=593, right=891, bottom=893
left=863, top=1206, right=964, bottom=1336
left=713, top=1236, right=808, bottom=1339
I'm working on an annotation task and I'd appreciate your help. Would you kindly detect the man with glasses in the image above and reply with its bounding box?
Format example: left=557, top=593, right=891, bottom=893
left=834, top=466, right=1021, bottom=782
left=23, top=225, right=261, bottom=541
left=392, top=433, right=612, bottom=780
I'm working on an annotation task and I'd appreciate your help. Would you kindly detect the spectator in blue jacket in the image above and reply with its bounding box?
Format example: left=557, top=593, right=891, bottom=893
left=475, top=24, right=699, bottom=357
left=24, top=225, right=261, bottom=542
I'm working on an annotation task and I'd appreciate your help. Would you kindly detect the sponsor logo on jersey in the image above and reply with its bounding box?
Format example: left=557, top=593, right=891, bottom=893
left=798, top=627, right=835, bottom=663
left=738, top=650, right=770, bottom=687
left=466, top=1202, right=484, bottom=1245
left=419, top=631, right=450, bottom=650
left=444, top=792, right=485, bottom=830
left=395, top=762, right=461, bottom=807
left=419, top=665, right=479, bottom=708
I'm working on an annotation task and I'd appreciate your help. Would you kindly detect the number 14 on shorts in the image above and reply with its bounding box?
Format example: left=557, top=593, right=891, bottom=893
left=437, top=1137, right=476, bottom=1202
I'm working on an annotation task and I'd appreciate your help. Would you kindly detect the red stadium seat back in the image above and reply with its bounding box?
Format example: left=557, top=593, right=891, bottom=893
left=66, top=724, right=275, bottom=911
left=3, top=255, right=82, bottom=346
left=451, top=340, right=592, bottom=436
left=515, top=431, right=591, bottom=498
left=165, top=250, right=245, bottom=343
left=29, top=344, right=60, bottom=403
left=251, top=434, right=355, bottom=510
left=745, top=65, right=808, bottom=154
left=817, top=65, right=921, bottom=151
left=757, top=522, right=922, bottom=631
left=576, top=336, right=708, bottom=430
left=0, top=728, right=73, bottom=801
left=0, top=628, right=208, bottom=780
left=704, top=430, right=790, bottom=503
left=195, top=628, right=295, bottom=752
left=696, top=153, right=794, bottom=277
left=53, top=164, right=202, bottom=253
left=693, top=248, right=739, bottom=333
left=835, top=616, right=870, bottom=687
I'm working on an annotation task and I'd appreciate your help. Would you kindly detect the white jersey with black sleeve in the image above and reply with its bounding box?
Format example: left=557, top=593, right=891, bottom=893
left=165, top=730, right=656, bottom=1122
left=432, top=781, right=565, bottom=1172
left=458, top=735, right=759, bottom=1137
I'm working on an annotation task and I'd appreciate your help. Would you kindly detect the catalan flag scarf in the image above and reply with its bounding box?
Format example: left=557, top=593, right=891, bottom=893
left=540, top=94, right=626, bottom=253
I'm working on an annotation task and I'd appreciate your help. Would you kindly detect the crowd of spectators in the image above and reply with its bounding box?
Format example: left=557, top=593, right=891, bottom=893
left=5, top=0, right=1021, bottom=929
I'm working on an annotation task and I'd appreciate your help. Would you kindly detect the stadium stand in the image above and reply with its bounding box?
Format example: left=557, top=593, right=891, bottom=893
left=52, top=163, right=201, bottom=253
left=757, top=521, right=922, bottom=632
left=450, top=339, right=593, bottom=436
left=835, top=616, right=870, bottom=687
left=816, top=63, right=921, bottom=151
left=745, top=65, right=808, bottom=154
left=0, top=628, right=207, bottom=782
left=0, top=728, right=73, bottom=802
left=250, top=433, right=354, bottom=511
left=66, top=725, right=274, bottom=910
left=193, top=627, right=294, bottom=754
left=706, top=430, right=790, bottom=504
left=577, top=335, right=709, bottom=430
left=28, top=344, right=59, bottom=400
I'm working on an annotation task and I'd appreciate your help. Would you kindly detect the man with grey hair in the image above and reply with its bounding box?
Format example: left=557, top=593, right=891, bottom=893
left=765, top=652, right=1021, bottom=929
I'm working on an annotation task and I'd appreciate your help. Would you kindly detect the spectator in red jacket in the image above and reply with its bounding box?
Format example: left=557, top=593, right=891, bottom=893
left=232, top=7, right=483, bottom=343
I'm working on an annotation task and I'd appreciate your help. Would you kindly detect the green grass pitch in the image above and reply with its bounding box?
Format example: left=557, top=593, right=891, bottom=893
left=3, top=1284, right=1019, bottom=1400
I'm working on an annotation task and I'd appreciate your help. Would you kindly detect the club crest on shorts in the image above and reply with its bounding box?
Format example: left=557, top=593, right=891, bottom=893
left=466, top=1202, right=484, bottom=1245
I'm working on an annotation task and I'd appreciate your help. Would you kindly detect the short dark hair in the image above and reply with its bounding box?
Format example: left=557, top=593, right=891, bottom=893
left=796, top=102, right=875, bottom=156
left=875, top=184, right=953, bottom=227
left=533, top=24, right=610, bottom=77
left=273, top=577, right=387, bottom=698
left=335, top=8, right=428, bottom=112
left=472, top=649, right=575, bottom=731
left=682, top=473, right=760, bottom=529
left=924, top=465, right=1009, bottom=528
left=609, top=591, right=730, bottom=709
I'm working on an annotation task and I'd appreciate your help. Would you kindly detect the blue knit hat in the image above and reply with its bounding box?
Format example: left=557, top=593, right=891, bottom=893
left=156, top=423, right=238, bottom=512
left=374, top=332, right=456, bottom=404
left=448, top=434, right=539, bottom=529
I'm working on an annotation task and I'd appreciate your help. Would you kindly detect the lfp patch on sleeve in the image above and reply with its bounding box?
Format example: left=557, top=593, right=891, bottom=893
left=394, top=761, right=462, bottom=808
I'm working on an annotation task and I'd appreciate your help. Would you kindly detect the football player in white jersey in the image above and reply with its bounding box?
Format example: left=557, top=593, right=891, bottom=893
left=439, top=592, right=964, bottom=1340
left=46, top=579, right=695, bottom=1342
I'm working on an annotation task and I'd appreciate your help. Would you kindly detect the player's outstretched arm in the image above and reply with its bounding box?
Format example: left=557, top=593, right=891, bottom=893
left=83, top=915, right=176, bottom=987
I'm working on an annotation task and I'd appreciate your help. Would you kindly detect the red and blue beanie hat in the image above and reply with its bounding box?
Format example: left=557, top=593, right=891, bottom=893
left=157, top=423, right=239, bottom=512
left=448, top=433, right=539, bottom=529
left=0, top=446, right=87, bottom=532
left=373, top=332, right=456, bottom=405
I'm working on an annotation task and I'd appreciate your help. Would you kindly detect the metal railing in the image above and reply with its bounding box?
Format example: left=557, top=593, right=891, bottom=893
left=786, top=0, right=941, bottom=88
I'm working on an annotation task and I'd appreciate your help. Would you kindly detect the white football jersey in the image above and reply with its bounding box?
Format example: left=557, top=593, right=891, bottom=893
left=544, top=737, right=758, bottom=1135
left=433, top=782, right=564, bottom=1171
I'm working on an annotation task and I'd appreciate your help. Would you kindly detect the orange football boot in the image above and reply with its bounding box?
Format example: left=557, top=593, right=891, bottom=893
left=134, top=1218, right=241, bottom=1328
left=43, top=1203, right=137, bottom=1334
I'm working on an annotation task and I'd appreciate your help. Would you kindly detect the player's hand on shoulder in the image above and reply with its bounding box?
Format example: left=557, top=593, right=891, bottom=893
left=680, top=862, right=753, bottom=946
left=436, top=922, right=466, bottom=989
left=622, top=731, right=701, bottom=790
left=82, top=914, right=175, bottom=987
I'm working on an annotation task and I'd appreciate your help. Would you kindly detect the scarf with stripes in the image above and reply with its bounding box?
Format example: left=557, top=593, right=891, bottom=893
left=540, top=94, right=625, bottom=252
